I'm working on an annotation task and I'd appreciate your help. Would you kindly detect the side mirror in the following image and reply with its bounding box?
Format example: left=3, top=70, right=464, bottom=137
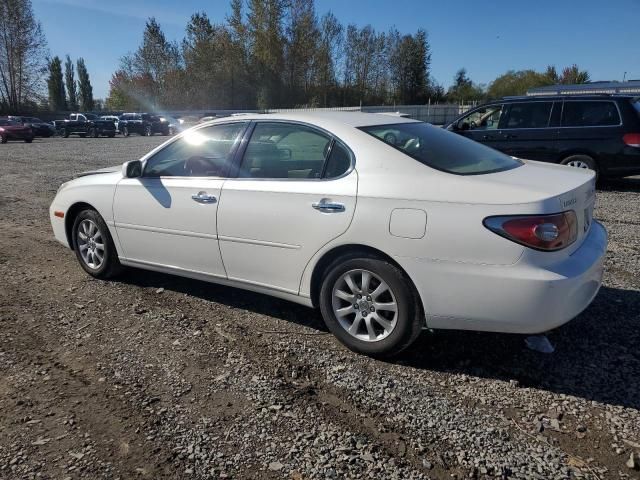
left=122, top=160, right=142, bottom=178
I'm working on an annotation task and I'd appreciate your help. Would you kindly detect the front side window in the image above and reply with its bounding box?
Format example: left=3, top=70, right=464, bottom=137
left=456, top=105, right=504, bottom=131
left=144, top=122, right=247, bottom=177
left=562, top=101, right=620, bottom=127
left=504, top=102, right=553, bottom=129
left=239, top=122, right=332, bottom=179
left=361, top=122, right=522, bottom=175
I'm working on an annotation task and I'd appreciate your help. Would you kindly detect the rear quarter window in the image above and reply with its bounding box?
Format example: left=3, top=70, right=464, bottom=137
left=562, top=101, right=620, bottom=127
left=360, top=122, right=522, bottom=175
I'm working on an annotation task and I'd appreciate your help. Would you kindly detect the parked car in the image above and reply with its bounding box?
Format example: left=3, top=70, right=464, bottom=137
left=51, top=120, right=66, bottom=136
left=100, top=115, right=120, bottom=133
left=50, top=112, right=606, bottom=356
left=158, top=115, right=183, bottom=135
left=118, top=113, right=170, bottom=136
left=446, top=94, right=640, bottom=178
left=0, top=118, right=34, bottom=143
left=9, top=116, right=56, bottom=137
left=61, top=113, right=116, bottom=138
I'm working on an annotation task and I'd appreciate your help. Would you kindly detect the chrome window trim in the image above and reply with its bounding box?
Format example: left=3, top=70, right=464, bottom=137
left=231, top=119, right=356, bottom=182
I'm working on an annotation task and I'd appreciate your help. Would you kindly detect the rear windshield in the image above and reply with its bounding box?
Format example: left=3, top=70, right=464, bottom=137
left=360, top=122, right=522, bottom=175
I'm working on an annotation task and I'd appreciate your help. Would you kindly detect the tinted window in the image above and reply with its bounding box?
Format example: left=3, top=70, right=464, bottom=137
left=504, top=102, right=552, bottom=129
left=562, top=101, right=620, bottom=127
left=457, top=104, right=503, bottom=131
left=361, top=122, right=522, bottom=175
left=144, top=123, right=247, bottom=177
left=631, top=100, right=640, bottom=117
left=240, top=123, right=331, bottom=179
left=323, top=141, right=352, bottom=178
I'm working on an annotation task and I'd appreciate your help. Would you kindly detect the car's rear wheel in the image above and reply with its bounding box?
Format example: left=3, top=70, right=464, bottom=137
left=72, top=209, right=122, bottom=279
left=62, top=129, right=70, bottom=138
left=122, top=126, right=129, bottom=137
left=25, top=138, right=33, bottom=143
left=90, top=127, right=99, bottom=138
left=561, top=154, right=597, bottom=173
left=144, top=125, right=152, bottom=136
left=319, top=255, right=422, bottom=357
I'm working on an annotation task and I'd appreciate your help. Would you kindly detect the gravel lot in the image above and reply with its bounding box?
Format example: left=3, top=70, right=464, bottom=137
left=1, top=136, right=639, bottom=480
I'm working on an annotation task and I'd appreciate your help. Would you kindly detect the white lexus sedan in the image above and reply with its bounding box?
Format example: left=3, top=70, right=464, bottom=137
left=50, top=112, right=607, bottom=356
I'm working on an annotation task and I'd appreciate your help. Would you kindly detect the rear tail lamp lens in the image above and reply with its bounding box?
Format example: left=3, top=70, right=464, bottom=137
left=623, top=133, right=640, bottom=148
left=484, top=211, right=578, bottom=251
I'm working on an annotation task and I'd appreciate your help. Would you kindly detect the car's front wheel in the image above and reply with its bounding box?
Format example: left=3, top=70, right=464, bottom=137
left=72, top=209, right=122, bottom=279
left=122, top=126, right=129, bottom=137
left=144, top=125, right=152, bottom=136
left=319, top=255, right=422, bottom=357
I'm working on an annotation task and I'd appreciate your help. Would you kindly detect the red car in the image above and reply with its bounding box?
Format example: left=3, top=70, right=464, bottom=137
left=0, top=118, right=34, bottom=143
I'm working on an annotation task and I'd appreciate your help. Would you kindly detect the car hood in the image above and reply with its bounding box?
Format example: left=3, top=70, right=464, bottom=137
left=75, top=165, right=121, bottom=178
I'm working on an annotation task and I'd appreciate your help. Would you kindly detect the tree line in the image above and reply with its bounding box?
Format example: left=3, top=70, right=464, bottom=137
left=106, top=0, right=435, bottom=111
left=1, top=0, right=594, bottom=115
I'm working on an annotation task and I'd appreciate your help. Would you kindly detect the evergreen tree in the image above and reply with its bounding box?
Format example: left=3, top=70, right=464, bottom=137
left=47, top=56, right=66, bottom=111
left=64, top=55, right=78, bottom=111
left=76, top=58, right=94, bottom=111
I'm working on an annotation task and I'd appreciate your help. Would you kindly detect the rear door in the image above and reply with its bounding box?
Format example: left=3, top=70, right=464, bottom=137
left=217, top=121, right=357, bottom=294
left=557, top=100, right=624, bottom=173
left=498, top=101, right=558, bottom=161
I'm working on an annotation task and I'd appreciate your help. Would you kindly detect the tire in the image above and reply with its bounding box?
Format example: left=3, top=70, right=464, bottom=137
left=1, top=136, right=7, bottom=144
left=63, top=129, right=70, bottom=138
left=90, top=127, right=99, bottom=138
left=144, top=125, right=152, bottom=136
left=79, top=133, right=86, bottom=138
left=168, top=127, right=175, bottom=136
left=25, top=138, right=33, bottom=143
left=561, top=154, right=597, bottom=174
left=71, top=209, right=123, bottom=279
left=122, top=126, right=129, bottom=137
left=108, top=133, right=115, bottom=138
left=319, top=255, right=423, bottom=357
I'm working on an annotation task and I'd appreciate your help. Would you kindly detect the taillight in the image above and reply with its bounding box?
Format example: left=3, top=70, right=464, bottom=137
left=484, top=211, right=578, bottom=251
left=623, top=133, right=640, bottom=147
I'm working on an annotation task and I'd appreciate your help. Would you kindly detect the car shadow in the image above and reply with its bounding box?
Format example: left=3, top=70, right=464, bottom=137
left=396, top=285, right=640, bottom=410
left=115, top=267, right=639, bottom=410
left=115, top=268, right=328, bottom=332
left=599, top=176, right=640, bottom=193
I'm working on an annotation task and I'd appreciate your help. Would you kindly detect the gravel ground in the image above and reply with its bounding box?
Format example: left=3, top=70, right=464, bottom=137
left=0, top=136, right=639, bottom=480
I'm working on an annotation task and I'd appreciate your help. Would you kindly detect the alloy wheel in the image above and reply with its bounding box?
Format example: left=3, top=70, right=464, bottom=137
left=331, top=269, right=398, bottom=342
left=566, top=159, right=591, bottom=169
left=76, top=219, right=105, bottom=270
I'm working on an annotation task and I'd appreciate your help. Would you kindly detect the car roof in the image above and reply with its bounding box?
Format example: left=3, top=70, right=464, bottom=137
left=205, top=111, right=419, bottom=129
left=498, top=94, right=635, bottom=103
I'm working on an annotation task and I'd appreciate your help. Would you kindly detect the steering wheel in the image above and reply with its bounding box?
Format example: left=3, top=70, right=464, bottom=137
left=469, top=120, right=477, bottom=129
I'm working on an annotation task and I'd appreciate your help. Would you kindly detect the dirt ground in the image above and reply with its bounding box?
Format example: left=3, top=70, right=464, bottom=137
left=0, top=136, right=639, bottom=480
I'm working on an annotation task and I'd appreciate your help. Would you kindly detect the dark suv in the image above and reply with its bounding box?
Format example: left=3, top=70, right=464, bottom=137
left=446, top=95, right=640, bottom=178
left=118, top=113, right=170, bottom=136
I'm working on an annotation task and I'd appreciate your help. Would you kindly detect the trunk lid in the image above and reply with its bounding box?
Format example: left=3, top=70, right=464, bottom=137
left=472, top=160, right=596, bottom=253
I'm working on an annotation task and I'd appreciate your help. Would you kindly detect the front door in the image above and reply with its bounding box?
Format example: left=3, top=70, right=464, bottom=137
left=113, top=122, right=248, bottom=277
left=217, top=121, right=357, bottom=294
left=451, top=103, right=506, bottom=150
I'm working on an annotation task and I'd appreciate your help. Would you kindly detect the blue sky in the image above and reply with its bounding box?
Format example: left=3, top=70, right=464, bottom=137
left=33, top=0, right=640, bottom=100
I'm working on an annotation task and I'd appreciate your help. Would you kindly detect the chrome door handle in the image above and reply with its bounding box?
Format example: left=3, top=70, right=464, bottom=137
left=191, top=191, right=217, bottom=204
left=312, top=199, right=345, bottom=213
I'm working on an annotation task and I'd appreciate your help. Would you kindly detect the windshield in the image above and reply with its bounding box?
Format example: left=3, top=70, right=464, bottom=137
left=360, top=122, right=522, bottom=175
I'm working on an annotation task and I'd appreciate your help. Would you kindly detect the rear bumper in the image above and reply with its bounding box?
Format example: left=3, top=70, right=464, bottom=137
left=401, top=221, right=608, bottom=334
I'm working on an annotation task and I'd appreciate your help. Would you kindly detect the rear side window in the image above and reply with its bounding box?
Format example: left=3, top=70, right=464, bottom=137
left=562, top=101, right=620, bottom=127
left=361, top=122, right=522, bottom=175
left=633, top=100, right=640, bottom=117
left=504, top=102, right=552, bottom=129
